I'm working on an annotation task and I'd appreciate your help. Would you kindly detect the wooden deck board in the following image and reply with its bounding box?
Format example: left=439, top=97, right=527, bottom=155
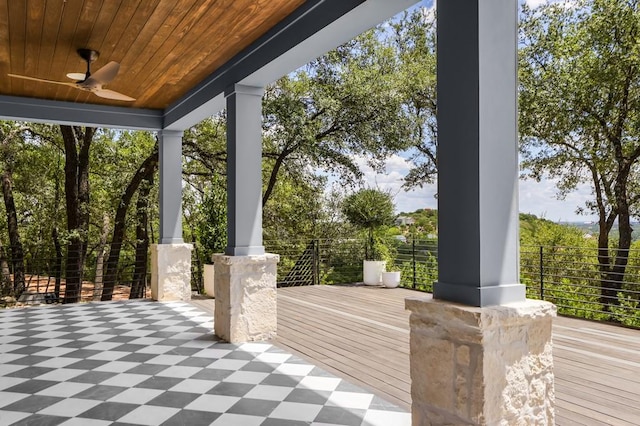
left=190, top=285, right=640, bottom=424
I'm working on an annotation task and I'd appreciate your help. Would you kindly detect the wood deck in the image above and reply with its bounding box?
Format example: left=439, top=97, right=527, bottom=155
left=191, top=285, right=640, bottom=425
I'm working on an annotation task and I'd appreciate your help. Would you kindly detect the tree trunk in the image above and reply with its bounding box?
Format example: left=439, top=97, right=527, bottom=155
left=61, top=125, right=94, bottom=303
left=598, top=171, right=634, bottom=314
left=600, top=174, right=634, bottom=313
left=52, top=167, right=63, bottom=300
left=0, top=242, right=12, bottom=296
left=1, top=168, right=25, bottom=295
left=52, top=227, right=63, bottom=299
left=93, top=213, right=110, bottom=301
left=130, top=173, right=153, bottom=299
left=607, top=213, right=633, bottom=308
left=597, top=229, right=616, bottom=312
left=103, top=145, right=158, bottom=301
left=186, top=217, right=203, bottom=295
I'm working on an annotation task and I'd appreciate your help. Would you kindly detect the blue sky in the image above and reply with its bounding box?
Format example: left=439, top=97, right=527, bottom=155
left=355, top=154, right=595, bottom=222
left=360, top=0, right=597, bottom=222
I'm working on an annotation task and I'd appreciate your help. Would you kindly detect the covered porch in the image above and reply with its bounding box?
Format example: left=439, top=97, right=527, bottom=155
left=1, top=0, right=557, bottom=423
left=1, top=286, right=639, bottom=425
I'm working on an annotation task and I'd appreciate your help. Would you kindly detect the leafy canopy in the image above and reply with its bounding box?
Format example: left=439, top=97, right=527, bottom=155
left=342, top=188, right=396, bottom=231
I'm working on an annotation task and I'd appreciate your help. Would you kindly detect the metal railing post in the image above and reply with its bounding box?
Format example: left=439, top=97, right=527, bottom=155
left=313, top=239, right=320, bottom=286
left=539, top=245, right=544, bottom=300
left=412, top=237, right=417, bottom=289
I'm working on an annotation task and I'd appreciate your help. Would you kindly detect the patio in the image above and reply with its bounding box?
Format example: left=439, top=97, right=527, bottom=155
left=0, top=294, right=410, bottom=426
left=1, top=0, right=553, bottom=422
left=2, top=286, right=639, bottom=425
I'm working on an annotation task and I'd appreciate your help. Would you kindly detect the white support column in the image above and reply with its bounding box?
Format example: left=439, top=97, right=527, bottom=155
left=159, top=130, right=184, bottom=245
left=407, top=1, right=556, bottom=424
left=213, top=84, right=278, bottom=343
left=434, top=0, right=524, bottom=307
left=225, top=84, right=265, bottom=256
left=151, top=129, right=192, bottom=302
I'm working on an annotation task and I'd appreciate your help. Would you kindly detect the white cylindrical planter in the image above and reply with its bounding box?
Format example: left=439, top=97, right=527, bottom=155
left=382, top=271, right=401, bottom=288
left=204, top=264, right=215, bottom=297
left=363, top=260, right=386, bottom=286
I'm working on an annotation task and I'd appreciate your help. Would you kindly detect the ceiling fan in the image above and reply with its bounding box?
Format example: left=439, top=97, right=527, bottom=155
left=8, top=49, right=135, bottom=102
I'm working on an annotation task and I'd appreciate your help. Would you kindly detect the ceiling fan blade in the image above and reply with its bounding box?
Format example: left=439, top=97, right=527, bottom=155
left=66, top=72, right=87, bottom=81
left=88, top=61, right=120, bottom=85
left=8, top=74, right=77, bottom=88
left=93, top=88, right=135, bottom=102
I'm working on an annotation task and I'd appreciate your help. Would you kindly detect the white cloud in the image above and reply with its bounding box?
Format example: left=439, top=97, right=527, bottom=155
left=518, top=177, right=596, bottom=222
left=360, top=157, right=596, bottom=221
left=523, top=0, right=548, bottom=7
left=349, top=154, right=437, bottom=214
left=521, top=0, right=579, bottom=9
left=419, top=2, right=436, bottom=24
left=324, top=154, right=596, bottom=222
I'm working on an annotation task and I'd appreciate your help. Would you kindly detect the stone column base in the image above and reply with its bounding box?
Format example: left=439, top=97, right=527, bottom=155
left=151, top=244, right=193, bottom=302
left=405, top=297, right=556, bottom=426
left=203, top=264, right=215, bottom=297
left=213, top=253, right=279, bottom=343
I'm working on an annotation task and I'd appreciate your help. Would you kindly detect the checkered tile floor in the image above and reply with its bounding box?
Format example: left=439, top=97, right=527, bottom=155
left=0, top=300, right=410, bottom=425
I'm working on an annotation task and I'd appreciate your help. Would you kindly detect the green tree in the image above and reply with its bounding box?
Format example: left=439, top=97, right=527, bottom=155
left=101, top=133, right=158, bottom=301
left=342, top=188, right=396, bottom=261
left=0, top=122, right=26, bottom=295
left=261, top=27, right=413, bottom=207
left=519, top=0, right=640, bottom=312
left=7, top=123, right=66, bottom=298
left=60, top=126, right=94, bottom=303
left=195, top=174, right=227, bottom=259
left=389, top=8, right=438, bottom=189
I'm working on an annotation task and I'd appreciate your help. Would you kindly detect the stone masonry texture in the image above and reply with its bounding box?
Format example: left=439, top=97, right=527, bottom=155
left=213, top=253, right=279, bottom=343
left=405, top=297, right=556, bottom=426
left=151, top=244, right=193, bottom=302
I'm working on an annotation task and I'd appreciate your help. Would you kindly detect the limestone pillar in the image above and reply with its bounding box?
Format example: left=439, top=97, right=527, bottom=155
left=406, top=0, right=557, bottom=424
left=213, top=84, right=278, bottom=342
left=213, top=254, right=279, bottom=342
left=152, top=130, right=192, bottom=301
left=406, top=298, right=556, bottom=425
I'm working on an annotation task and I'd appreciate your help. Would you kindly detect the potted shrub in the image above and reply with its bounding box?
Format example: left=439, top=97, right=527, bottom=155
left=342, top=188, right=396, bottom=285
left=382, top=237, right=404, bottom=288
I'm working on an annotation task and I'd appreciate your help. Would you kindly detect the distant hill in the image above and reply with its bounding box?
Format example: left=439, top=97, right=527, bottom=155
left=397, top=210, right=640, bottom=243
left=560, top=220, right=640, bottom=242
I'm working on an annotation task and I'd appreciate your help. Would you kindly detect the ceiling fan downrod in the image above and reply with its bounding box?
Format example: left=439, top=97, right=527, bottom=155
left=77, top=48, right=99, bottom=79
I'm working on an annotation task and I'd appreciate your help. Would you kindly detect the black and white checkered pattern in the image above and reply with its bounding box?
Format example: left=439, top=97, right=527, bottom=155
left=0, top=300, right=410, bottom=425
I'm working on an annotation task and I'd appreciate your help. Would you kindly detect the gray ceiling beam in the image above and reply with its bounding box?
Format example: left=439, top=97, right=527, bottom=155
left=0, top=95, right=163, bottom=130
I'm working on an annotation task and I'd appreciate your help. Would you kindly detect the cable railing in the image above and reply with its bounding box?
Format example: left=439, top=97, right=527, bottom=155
left=5, top=238, right=640, bottom=328
left=0, top=243, right=151, bottom=304
left=520, top=245, right=640, bottom=327
left=261, top=239, right=640, bottom=327
left=262, top=238, right=439, bottom=290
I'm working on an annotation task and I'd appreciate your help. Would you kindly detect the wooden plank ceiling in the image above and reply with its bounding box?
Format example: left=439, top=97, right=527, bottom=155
left=0, top=0, right=305, bottom=110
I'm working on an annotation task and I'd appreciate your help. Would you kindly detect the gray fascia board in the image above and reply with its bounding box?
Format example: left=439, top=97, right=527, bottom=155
left=0, top=95, right=163, bottom=130
left=241, top=0, right=419, bottom=88
left=162, top=94, right=225, bottom=131
left=163, top=0, right=419, bottom=130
